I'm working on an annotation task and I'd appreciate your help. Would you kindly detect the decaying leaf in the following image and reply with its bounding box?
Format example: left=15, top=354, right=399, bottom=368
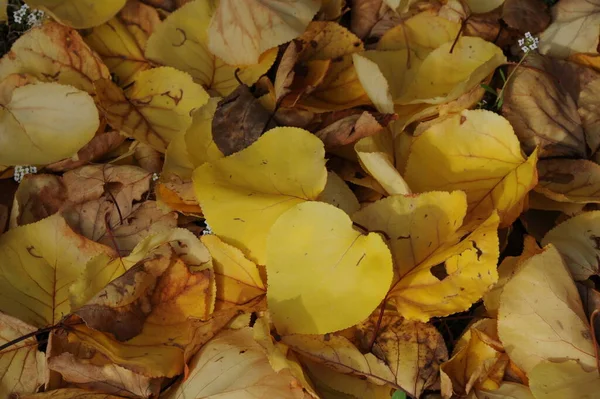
left=353, top=191, right=500, bottom=321
left=266, top=201, right=393, bottom=334
left=193, top=127, right=327, bottom=264
left=212, top=85, right=277, bottom=156
left=535, top=159, right=600, bottom=204
left=0, top=23, right=111, bottom=94
left=542, top=211, right=600, bottom=280
left=497, top=245, right=597, bottom=374
left=502, top=53, right=588, bottom=158
left=0, top=312, right=47, bottom=398
left=357, top=309, right=448, bottom=397
left=539, top=0, right=600, bottom=58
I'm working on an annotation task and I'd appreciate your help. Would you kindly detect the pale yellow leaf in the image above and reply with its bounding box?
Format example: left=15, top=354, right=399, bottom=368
left=26, top=0, right=126, bottom=29
left=529, top=360, right=600, bottom=399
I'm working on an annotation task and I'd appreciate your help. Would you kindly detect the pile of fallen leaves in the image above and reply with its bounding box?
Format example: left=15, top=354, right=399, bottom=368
left=0, top=0, right=599, bottom=398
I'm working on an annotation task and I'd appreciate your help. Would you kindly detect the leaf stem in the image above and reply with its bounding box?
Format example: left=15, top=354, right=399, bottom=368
left=0, top=324, right=59, bottom=352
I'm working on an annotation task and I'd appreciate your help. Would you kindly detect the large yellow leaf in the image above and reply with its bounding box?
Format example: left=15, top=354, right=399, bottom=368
left=529, top=360, right=600, bottom=399
left=146, top=0, right=276, bottom=96
left=96, top=67, right=209, bottom=152
left=497, top=245, right=596, bottom=373
left=26, top=0, right=126, bottom=29
left=0, top=313, right=47, bottom=398
left=405, top=110, right=538, bottom=227
left=164, top=328, right=308, bottom=398
left=473, top=383, right=534, bottom=399
left=0, top=214, right=115, bottom=327
left=207, top=0, right=321, bottom=65
left=193, top=127, right=327, bottom=265
left=18, top=389, right=125, bottom=398
left=82, top=1, right=160, bottom=86
left=0, top=23, right=111, bottom=94
left=0, top=82, right=99, bottom=165
left=352, top=191, right=500, bottom=321
left=266, top=201, right=393, bottom=334
left=542, top=211, right=600, bottom=280
left=539, top=0, right=600, bottom=58
left=201, top=235, right=266, bottom=310
left=355, top=37, right=505, bottom=108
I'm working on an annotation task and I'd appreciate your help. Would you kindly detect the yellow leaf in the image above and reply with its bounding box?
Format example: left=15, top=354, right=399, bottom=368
left=405, top=110, right=538, bottom=227
left=529, top=360, right=600, bottom=399
left=0, top=313, right=47, bottom=398
left=0, top=214, right=115, bottom=327
left=17, top=388, right=125, bottom=399
left=201, top=235, right=266, bottom=310
left=0, top=1, right=6, bottom=23
left=184, top=98, right=224, bottom=167
left=357, top=309, right=448, bottom=397
left=542, top=211, right=600, bottom=280
left=355, top=38, right=504, bottom=110
left=146, top=0, right=276, bottom=96
left=535, top=159, right=600, bottom=204
left=377, top=11, right=461, bottom=57
left=163, top=328, right=308, bottom=398
left=96, top=67, right=209, bottom=152
left=193, top=127, right=327, bottom=264
left=355, top=132, right=411, bottom=196
left=352, top=191, right=500, bottom=321
left=497, top=245, right=596, bottom=374
left=26, top=0, right=126, bottom=29
left=72, top=228, right=212, bottom=308
left=539, top=0, right=600, bottom=58
left=267, top=201, right=393, bottom=334
left=82, top=1, right=160, bottom=86
left=483, top=236, right=541, bottom=317
left=317, top=171, right=360, bottom=215
left=297, top=55, right=372, bottom=112
left=0, top=82, right=99, bottom=165
left=207, top=0, right=321, bottom=65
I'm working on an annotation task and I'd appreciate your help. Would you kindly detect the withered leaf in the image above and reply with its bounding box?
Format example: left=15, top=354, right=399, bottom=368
left=314, top=111, right=396, bottom=148
left=502, top=53, right=587, bottom=158
left=212, top=84, right=277, bottom=156
left=502, top=0, right=551, bottom=34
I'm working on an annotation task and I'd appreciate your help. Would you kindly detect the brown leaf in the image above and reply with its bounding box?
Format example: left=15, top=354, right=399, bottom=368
left=356, top=310, right=448, bottom=397
left=502, top=0, right=551, bottom=34
left=47, top=330, right=161, bottom=398
left=577, top=282, right=600, bottom=346
left=10, top=174, right=67, bottom=228
left=580, top=77, right=600, bottom=155
left=0, top=178, right=17, bottom=233
left=133, top=142, right=163, bottom=173
left=46, top=130, right=126, bottom=173
left=502, top=53, right=587, bottom=158
left=535, top=159, right=600, bottom=204
left=212, top=85, right=277, bottom=156
left=465, top=9, right=520, bottom=48
left=314, top=111, right=396, bottom=148
left=350, top=0, right=385, bottom=39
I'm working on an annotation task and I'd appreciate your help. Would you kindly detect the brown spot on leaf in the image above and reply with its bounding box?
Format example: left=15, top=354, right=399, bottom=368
left=430, top=263, right=449, bottom=281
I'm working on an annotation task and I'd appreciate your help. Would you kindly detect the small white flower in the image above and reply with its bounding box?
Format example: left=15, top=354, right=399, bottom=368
left=519, top=32, right=539, bottom=53
left=13, top=165, right=37, bottom=183
left=151, top=172, right=160, bottom=182
left=201, top=222, right=213, bottom=235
